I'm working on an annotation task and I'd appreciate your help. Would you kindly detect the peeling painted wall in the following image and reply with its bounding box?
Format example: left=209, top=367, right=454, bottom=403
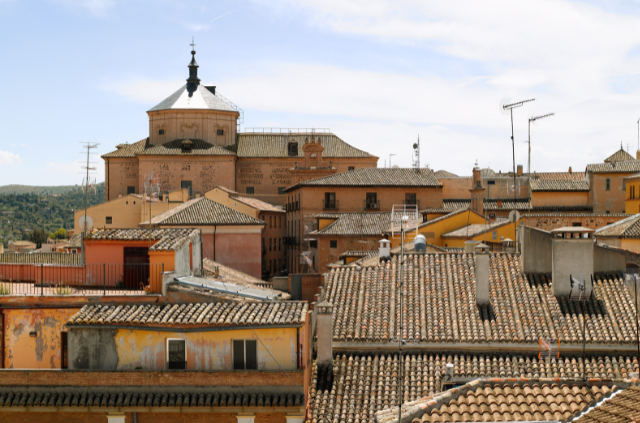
left=3, top=308, right=80, bottom=369
left=68, top=328, right=118, bottom=370
left=90, top=327, right=300, bottom=371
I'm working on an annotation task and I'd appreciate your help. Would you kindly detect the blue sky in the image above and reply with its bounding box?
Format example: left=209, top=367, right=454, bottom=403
left=3, top=0, right=640, bottom=185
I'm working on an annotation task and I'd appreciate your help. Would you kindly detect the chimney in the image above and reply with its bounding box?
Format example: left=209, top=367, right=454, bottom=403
left=464, top=240, right=478, bottom=253
left=517, top=165, right=523, bottom=176
left=568, top=166, right=572, bottom=174
left=551, top=227, right=594, bottom=297
left=470, top=165, right=485, bottom=215
left=474, top=243, right=490, bottom=305
left=497, top=200, right=503, bottom=208
left=414, top=234, right=427, bottom=252
left=316, top=301, right=333, bottom=368
left=637, top=150, right=640, bottom=160
left=379, top=239, right=391, bottom=262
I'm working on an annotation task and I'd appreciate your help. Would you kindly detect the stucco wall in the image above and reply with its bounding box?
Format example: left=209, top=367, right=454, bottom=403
left=68, top=328, right=119, bottom=370
left=3, top=308, right=80, bottom=369
left=200, top=229, right=262, bottom=279
left=531, top=191, right=589, bottom=208
left=148, top=109, right=239, bottom=147
left=593, top=244, right=626, bottom=273
left=590, top=173, right=627, bottom=213
left=552, top=239, right=594, bottom=296
left=519, top=226, right=553, bottom=274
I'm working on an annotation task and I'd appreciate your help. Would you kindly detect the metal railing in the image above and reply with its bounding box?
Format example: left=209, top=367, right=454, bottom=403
left=243, top=128, right=331, bottom=134
left=0, top=263, right=163, bottom=296
left=365, top=200, right=381, bottom=210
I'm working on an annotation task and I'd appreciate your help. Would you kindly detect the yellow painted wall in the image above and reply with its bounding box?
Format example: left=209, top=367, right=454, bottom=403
left=390, top=210, right=485, bottom=248
left=205, top=188, right=260, bottom=218
left=622, top=239, right=640, bottom=254
left=626, top=179, right=640, bottom=214
left=113, top=327, right=299, bottom=371
left=443, top=221, right=519, bottom=248
left=318, top=217, right=339, bottom=231
left=74, top=194, right=179, bottom=231
left=3, top=308, right=79, bottom=369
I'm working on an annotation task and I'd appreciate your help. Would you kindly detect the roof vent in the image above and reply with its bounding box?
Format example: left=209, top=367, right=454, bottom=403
left=205, top=85, right=216, bottom=95
left=181, top=139, right=193, bottom=152
left=379, top=239, right=391, bottom=262
left=475, top=243, right=490, bottom=306
left=414, top=234, right=427, bottom=252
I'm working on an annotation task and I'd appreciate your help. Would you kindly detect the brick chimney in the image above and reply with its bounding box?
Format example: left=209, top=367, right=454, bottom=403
left=568, top=166, right=572, bottom=174
left=637, top=150, right=640, bottom=160
left=475, top=243, right=490, bottom=305
left=316, top=301, right=333, bottom=367
left=469, top=166, right=485, bottom=215
left=517, top=165, right=523, bottom=176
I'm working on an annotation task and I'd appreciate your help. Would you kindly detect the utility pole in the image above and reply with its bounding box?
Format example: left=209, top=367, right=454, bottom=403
left=80, top=143, right=99, bottom=239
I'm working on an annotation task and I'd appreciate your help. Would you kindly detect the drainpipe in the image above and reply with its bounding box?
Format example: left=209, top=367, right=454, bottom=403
left=106, top=158, right=110, bottom=201
left=213, top=225, right=216, bottom=261
left=200, top=229, right=203, bottom=275
left=0, top=309, right=4, bottom=369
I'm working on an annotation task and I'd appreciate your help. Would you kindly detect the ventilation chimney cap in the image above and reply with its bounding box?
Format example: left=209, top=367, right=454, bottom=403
left=317, top=300, right=333, bottom=314
left=475, top=243, right=490, bottom=253
left=181, top=139, right=194, bottom=152
left=414, top=234, right=427, bottom=252
left=379, top=239, right=391, bottom=261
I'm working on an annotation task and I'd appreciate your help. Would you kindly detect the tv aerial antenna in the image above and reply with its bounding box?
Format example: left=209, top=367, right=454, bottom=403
left=500, top=98, right=535, bottom=200
left=527, top=113, right=554, bottom=175
left=144, top=171, right=161, bottom=246
left=412, top=135, right=420, bottom=170
left=79, top=142, right=99, bottom=239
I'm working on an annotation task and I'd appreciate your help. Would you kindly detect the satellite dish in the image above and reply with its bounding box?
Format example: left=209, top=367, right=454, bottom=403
left=508, top=210, right=520, bottom=223
left=413, top=143, right=418, bottom=149
left=392, top=165, right=400, bottom=168
left=499, top=98, right=512, bottom=116
left=78, top=216, right=93, bottom=231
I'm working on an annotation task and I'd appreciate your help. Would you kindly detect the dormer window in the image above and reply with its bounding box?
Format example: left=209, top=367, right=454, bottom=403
left=288, top=142, right=298, bottom=157
left=217, top=129, right=224, bottom=136
left=181, top=139, right=193, bottom=152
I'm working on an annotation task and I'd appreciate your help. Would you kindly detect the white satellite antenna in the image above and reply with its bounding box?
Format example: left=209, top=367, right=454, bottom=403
left=412, top=135, right=420, bottom=170
left=390, top=204, right=420, bottom=239
left=508, top=210, right=520, bottom=223
left=78, top=215, right=93, bottom=232
left=570, top=274, right=592, bottom=302
left=82, top=177, right=97, bottom=195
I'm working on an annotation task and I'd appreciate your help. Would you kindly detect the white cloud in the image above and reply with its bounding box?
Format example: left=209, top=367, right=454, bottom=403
left=51, top=0, right=114, bottom=16
left=0, top=150, right=21, bottom=166
left=102, top=78, right=183, bottom=104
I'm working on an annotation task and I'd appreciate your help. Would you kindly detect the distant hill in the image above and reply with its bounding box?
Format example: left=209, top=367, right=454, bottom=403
left=0, top=183, right=105, bottom=247
left=0, top=184, right=85, bottom=195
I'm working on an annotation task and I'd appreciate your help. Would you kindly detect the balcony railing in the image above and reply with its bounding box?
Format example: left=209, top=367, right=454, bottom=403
left=322, top=200, right=339, bottom=210
left=0, top=263, right=163, bottom=296
left=365, top=200, right=380, bottom=210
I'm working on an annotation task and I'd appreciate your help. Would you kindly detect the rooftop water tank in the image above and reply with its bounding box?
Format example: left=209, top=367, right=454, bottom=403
left=414, top=234, right=427, bottom=252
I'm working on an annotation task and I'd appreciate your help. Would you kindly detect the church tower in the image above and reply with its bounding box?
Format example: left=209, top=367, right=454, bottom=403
left=146, top=44, right=240, bottom=147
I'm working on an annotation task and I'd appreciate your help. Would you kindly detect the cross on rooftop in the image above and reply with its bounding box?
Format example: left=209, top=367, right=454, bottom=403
left=190, top=37, right=195, bottom=51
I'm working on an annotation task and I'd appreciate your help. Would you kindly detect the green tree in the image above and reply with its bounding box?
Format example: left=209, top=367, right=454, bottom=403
left=29, top=229, right=48, bottom=248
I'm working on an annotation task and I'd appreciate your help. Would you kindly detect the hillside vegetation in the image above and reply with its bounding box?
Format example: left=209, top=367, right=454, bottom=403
left=0, top=183, right=105, bottom=247
left=0, top=185, right=83, bottom=195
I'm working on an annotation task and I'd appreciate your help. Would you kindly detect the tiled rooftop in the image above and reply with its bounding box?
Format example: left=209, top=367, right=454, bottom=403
left=574, top=384, right=640, bottom=423
left=377, top=379, right=617, bottom=423
left=67, top=301, right=308, bottom=328
left=313, top=212, right=391, bottom=236
left=287, top=168, right=441, bottom=191
left=233, top=195, right=285, bottom=213
left=594, top=214, right=640, bottom=238
left=535, top=171, right=587, bottom=181
left=434, top=170, right=460, bottom=178
left=146, top=197, right=264, bottom=226
left=101, top=138, right=148, bottom=158
left=136, top=138, right=235, bottom=156
left=85, top=228, right=199, bottom=251
left=235, top=133, right=374, bottom=158
left=0, top=389, right=304, bottom=409
left=425, top=199, right=531, bottom=213
left=530, top=179, right=590, bottom=191
left=586, top=161, right=640, bottom=173
left=605, top=148, right=636, bottom=163
left=441, top=219, right=511, bottom=239
left=322, top=253, right=637, bottom=343
left=307, top=353, right=638, bottom=423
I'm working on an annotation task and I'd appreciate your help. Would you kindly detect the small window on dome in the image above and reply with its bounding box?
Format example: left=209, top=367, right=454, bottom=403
left=159, top=129, right=165, bottom=135
left=217, top=129, right=224, bottom=136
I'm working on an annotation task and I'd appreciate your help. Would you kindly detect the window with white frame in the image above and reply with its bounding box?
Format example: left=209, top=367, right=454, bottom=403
left=233, top=339, right=257, bottom=370
left=166, top=339, right=186, bottom=369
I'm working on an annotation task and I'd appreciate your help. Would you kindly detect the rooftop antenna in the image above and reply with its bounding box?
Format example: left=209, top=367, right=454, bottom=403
left=389, top=154, right=396, bottom=168
left=637, top=118, right=640, bottom=151
left=144, top=171, right=161, bottom=247
left=390, top=204, right=420, bottom=423
left=412, top=136, right=420, bottom=170
left=500, top=98, right=535, bottom=200
left=527, top=113, right=554, bottom=175
left=79, top=143, right=99, bottom=239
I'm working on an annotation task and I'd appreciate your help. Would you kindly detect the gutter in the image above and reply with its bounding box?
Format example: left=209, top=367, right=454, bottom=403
left=332, top=341, right=640, bottom=354
left=65, top=324, right=301, bottom=333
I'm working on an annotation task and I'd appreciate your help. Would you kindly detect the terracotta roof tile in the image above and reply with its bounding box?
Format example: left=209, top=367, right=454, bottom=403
left=314, top=212, right=391, bottom=236
left=136, top=138, right=235, bottom=156
left=575, top=385, right=640, bottom=423
left=287, top=168, right=441, bottom=191
left=586, top=160, right=640, bottom=173
left=235, top=132, right=373, bottom=158
left=307, top=354, right=638, bottom=423
left=101, top=138, right=148, bottom=158
left=535, top=171, right=587, bottom=181
left=605, top=148, right=636, bottom=163
left=441, top=219, right=511, bottom=238
left=232, top=195, right=285, bottom=213
left=147, top=197, right=265, bottom=226
left=530, top=179, right=589, bottom=191
left=434, top=170, right=460, bottom=178
left=323, top=253, right=638, bottom=344
left=0, top=388, right=304, bottom=409
left=85, top=228, right=199, bottom=251
left=595, top=214, right=640, bottom=238
left=67, top=301, right=307, bottom=328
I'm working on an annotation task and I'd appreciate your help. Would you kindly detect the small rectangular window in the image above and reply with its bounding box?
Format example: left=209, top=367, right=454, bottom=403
left=233, top=339, right=257, bottom=370
left=492, top=231, right=497, bottom=240
left=366, top=192, right=378, bottom=209
left=106, top=216, right=112, bottom=224
left=348, top=166, right=355, bottom=171
left=405, top=193, right=417, bottom=205
left=487, top=180, right=496, bottom=185
left=167, top=339, right=186, bottom=370
left=127, top=186, right=135, bottom=195
left=310, top=240, right=318, bottom=248
left=246, top=187, right=254, bottom=195
left=324, top=192, right=336, bottom=209
left=330, top=240, right=337, bottom=248
left=61, top=332, right=68, bottom=370
left=606, top=178, right=611, bottom=191
left=288, top=142, right=298, bottom=157
left=278, top=187, right=286, bottom=195
left=181, top=180, right=192, bottom=196
left=217, top=129, right=224, bottom=136
left=572, top=222, right=582, bottom=227
left=159, top=129, right=165, bottom=135
left=623, top=181, right=627, bottom=190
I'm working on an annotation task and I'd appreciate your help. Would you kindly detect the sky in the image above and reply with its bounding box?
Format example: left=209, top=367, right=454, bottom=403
left=3, top=0, right=640, bottom=185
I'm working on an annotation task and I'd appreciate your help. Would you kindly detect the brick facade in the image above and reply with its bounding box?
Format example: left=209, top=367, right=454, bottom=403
left=0, top=412, right=288, bottom=423
left=523, top=213, right=628, bottom=231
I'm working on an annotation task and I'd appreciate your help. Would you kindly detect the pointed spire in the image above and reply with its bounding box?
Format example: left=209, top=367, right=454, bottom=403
left=187, top=38, right=200, bottom=88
